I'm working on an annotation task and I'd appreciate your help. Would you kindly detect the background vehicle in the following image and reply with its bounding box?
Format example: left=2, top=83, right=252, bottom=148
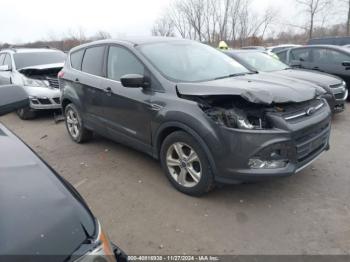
left=224, top=50, right=347, bottom=112
left=277, top=45, right=350, bottom=101
left=308, top=36, right=350, bottom=46
left=266, top=44, right=301, bottom=54
left=0, top=85, right=126, bottom=262
left=60, top=38, right=331, bottom=196
left=0, top=47, right=66, bottom=119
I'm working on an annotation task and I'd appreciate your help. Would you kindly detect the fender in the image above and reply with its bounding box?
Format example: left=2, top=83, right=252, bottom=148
left=153, top=121, right=219, bottom=176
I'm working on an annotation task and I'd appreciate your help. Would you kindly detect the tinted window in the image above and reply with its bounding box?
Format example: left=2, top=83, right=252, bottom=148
left=82, top=46, right=105, bottom=76
left=0, top=54, right=5, bottom=65
left=276, top=50, right=287, bottom=62
left=70, top=49, right=85, bottom=70
left=139, top=42, right=250, bottom=82
left=290, top=49, right=311, bottom=62
left=3, top=54, right=12, bottom=68
left=13, top=52, right=66, bottom=69
left=107, top=46, right=144, bottom=81
left=313, top=48, right=350, bottom=65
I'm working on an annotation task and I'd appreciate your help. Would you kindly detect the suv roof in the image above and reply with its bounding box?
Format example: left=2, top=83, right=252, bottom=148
left=69, top=37, right=189, bottom=53
left=0, top=48, right=61, bottom=54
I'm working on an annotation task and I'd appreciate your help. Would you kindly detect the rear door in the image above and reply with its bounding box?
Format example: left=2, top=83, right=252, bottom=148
left=80, top=45, right=107, bottom=132
left=311, top=47, right=350, bottom=84
left=99, top=45, right=155, bottom=153
left=289, top=48, right=313, bottom=69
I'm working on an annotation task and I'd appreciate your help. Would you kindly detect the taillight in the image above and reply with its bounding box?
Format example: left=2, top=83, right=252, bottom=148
left=58, top=70, right=64, bottom=78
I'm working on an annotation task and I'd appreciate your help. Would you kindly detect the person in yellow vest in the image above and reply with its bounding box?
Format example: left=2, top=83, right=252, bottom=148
left=218, top=41, right=229, bottom=50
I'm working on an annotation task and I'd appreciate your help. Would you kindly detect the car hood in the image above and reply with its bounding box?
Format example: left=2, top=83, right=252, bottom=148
left=18, top=63, right=64, bottom=76
left=272, top=69, right=343, bottom=89
left=0, top=124, right=95, bottom=257
left=176, top=73, right=325, bottom=104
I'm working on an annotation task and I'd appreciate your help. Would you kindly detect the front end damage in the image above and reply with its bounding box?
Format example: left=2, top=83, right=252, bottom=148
left=181, top=93, right=332, bottom=184
left=19, top=64, right=63, bottom=110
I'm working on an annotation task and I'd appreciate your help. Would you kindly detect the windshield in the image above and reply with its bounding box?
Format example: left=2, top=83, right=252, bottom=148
left=236, top=52, right=289, bottom=72
left=139, top=41, right=251, bottom=82
left=14, top=52, right=66, bottom=69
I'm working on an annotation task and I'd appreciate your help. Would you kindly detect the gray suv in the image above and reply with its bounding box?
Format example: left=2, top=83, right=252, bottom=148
left=0, top=47, right=66, bottom=119
left=59, top=38, right=332, bottom=196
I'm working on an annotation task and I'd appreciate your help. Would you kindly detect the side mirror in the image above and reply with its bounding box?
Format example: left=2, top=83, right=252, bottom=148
left=0, top=65, right=11, bottom=72
left=290, top=60, right=302, bottom=68
left=120, top=74, right=149, bottom=88
left=0, top=85, right=29, bottom=116
left=342, top=61, right=350, bottom=67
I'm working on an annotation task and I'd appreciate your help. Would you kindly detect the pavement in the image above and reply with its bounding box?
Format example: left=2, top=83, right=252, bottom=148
left=0, top=107, right=349, bottom=255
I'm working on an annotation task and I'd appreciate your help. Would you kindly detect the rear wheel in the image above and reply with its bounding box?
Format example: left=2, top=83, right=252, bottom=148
left=16, top=107, right=36, bottom=120
left=160, top=131, right=215, bottom=196
left=65, top=103, right=93, bottom=143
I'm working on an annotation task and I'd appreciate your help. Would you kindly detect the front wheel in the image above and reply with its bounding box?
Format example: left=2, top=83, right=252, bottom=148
left=160, top=131, right=215, bottom=196
left=65, top=104, right=93, bottom=143
left=17, top=107, right=36, bottom=120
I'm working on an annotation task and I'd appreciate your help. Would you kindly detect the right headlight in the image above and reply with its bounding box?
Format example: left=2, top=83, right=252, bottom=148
left=22, top=76, right=49, bottom=87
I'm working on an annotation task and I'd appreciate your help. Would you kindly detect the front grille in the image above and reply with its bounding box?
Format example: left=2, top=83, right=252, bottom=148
left=53, top=97, right=60, bottom=104
left=294, top=121, right=330, bottom=165
left=282, top=99, right=324, bottom=122
left=38, top=98, right=52, bottom=105
left=47, top=77, right=59, bottom=89
left=334, top=92, right=345, bottom=100
left=329, top=83, right=343, bottom=89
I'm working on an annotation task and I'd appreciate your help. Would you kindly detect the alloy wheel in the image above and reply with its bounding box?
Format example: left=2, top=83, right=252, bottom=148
left=166, top=142, right=202, bottom=188
left=66, top=109, right=80, bottom=139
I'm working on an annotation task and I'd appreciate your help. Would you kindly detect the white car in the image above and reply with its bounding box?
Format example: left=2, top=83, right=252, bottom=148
left=0, top=48, right=66, bottom=119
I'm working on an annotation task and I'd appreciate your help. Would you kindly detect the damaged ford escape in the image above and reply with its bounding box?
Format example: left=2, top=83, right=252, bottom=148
left=59, top=38, right=332, bottom=196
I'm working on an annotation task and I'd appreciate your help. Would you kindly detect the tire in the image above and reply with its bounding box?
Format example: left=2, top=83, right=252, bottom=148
left=160, top=131, right=215, bottom=196
left=64, top=103, right=93, bottom=143
left=16, top=107, right=36, bottom=120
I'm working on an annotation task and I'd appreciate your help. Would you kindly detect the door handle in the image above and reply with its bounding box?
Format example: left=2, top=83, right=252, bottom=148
left=105, top=87, right=112, bottom=96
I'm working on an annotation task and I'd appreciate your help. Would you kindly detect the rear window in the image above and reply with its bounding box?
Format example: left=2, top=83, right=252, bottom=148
left=70, top=49, right=85, bottom=70
left=81, top=46, right=105, bottom=76
left=13, top=52, right=66, bottom=69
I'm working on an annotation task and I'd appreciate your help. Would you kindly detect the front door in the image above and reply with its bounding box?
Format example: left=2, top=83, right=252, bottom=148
left=100, top=45, right=154, bottom=153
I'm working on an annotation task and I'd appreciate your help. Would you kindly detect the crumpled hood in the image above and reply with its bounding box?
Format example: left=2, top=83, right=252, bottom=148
left=177, top=73, right=325, bottom=104
left=0, top=124, right=95, bottom=257
left=272, top=69, right=343, bottom=90
left=18, top=63, right=64, bottom=76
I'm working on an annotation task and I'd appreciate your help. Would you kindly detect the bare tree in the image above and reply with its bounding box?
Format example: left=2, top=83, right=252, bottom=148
left=151, top=17, right=175, bottom=37
left=94, top=30, right=111, bottom=40
left=295, top=0, right=332, bottom=39
left=339, top=0, right=350, bottom=35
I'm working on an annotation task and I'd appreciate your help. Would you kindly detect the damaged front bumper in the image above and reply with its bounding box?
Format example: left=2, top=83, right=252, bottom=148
left=209, top=102, right=332, bottom=184
left=23, top=86, right=61, bottom=110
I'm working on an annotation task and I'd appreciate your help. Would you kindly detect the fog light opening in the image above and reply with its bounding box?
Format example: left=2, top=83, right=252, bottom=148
left=248, top=159, right=288, bottom=169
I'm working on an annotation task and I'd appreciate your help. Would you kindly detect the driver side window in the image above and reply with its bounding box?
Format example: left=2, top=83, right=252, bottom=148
left=107, top=46, right=144, bottom=81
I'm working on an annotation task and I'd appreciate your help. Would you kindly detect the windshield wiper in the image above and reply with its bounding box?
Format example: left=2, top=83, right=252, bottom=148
left=214, top=73, right=248, bottom=80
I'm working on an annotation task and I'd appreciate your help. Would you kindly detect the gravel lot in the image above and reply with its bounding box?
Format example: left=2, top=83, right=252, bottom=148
left=1, top=107, right=349, bottom=255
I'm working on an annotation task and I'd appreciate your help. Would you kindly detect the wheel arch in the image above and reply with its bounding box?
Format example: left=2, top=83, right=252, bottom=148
left=153, top=121, right=218, bottom=176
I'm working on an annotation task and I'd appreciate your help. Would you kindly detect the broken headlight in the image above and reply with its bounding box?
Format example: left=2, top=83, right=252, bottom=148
left=206, top=107, right=269, bottom=130
left=22, top=76, right=49, bottom=87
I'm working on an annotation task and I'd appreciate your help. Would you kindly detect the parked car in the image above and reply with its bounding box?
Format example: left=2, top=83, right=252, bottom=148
left=0, top=47, right=66, bottom=119
left=308, top=36, right=350, bottom=46
left=266, top=44, right=301, bottom=54
left=59, top=38, right=331, bottom=196
left=224, top=50, right=347, bottom=112
left=276, top=45, right=350, bottom=101
left=0, top=85, right=126, bottom=262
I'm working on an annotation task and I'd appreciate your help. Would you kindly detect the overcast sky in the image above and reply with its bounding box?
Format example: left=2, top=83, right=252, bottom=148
left=1, top=0, right=298, bottom=43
